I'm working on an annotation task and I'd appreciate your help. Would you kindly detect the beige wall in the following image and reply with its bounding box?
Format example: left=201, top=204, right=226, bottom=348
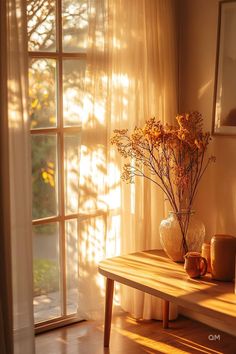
left=179, top=0, right=236, bottom=335
left=179, top=0, right=236, bottom=239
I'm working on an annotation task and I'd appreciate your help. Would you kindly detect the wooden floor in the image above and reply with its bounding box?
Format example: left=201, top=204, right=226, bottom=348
left=35, top=313, right=236, bottom=354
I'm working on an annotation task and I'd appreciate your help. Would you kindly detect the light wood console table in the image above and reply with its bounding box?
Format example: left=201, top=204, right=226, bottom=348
left=98, top=249, right=236, bottom=347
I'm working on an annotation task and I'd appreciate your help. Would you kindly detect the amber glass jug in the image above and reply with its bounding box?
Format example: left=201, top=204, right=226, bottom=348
left=211, top=235, right=236, bottom=281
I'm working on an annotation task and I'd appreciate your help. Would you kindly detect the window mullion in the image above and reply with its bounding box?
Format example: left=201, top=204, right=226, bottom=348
left=28, top=52, right=86, bottom=59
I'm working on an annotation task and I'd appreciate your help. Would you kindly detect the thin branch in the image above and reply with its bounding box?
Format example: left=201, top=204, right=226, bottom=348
left=111, top=113, right=215, bottom=254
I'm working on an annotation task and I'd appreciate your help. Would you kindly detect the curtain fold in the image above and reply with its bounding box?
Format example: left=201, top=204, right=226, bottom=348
left=0, top=0, right=35, bottom=353
left=80, top=0, right=179, bottom=320
left=108, top=0, right=179, bottom=320
left=0, top=1, right=13, bottom=352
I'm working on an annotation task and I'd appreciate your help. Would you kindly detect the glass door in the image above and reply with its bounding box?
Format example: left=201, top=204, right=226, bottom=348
left=27, top=0, right=88, bottom=330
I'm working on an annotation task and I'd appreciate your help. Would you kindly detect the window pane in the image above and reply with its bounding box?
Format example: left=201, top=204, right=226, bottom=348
left=64, top=133, right=81, bottom=214
left=66, top=220, right=79, bottom=315
left=62, top=0, right=88, bottom=52
left=32, top=134, right=58, bottom=219
left=33, top=223, right=61, bottom=323
left=27, top=0, right=56, bottom=52
left=29, top=59, right=57, bottom=129
left=63, top=60, right=86, bottom=127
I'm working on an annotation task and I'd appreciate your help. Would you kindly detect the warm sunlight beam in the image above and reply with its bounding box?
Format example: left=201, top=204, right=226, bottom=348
left=79, top=144, right=107, bottom=211
left=198, top=80, right=212, bottom=99
left=63, top=87, right=84, bottom=124
left=113, top=327, right=189, bottom=354
left=167, top=333, right=222, bottom=354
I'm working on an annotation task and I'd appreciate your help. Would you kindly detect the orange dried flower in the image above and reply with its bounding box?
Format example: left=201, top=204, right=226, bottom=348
left=111, top=111, right=215, bottom=215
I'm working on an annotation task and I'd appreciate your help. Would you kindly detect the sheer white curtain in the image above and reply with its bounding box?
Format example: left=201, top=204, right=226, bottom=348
left=80, top=0, right=178, bottom=320
left=108, top=0, right=178, bottom=320
left=0, top=3, right=13, bottom=353
left=0, top=0, right=35, bottom=353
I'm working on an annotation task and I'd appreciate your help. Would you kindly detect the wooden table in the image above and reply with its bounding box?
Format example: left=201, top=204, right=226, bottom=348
left=98, top=249, right=236, bottom=347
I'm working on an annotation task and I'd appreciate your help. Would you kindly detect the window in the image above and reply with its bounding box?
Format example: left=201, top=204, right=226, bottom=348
left=27, top=0, right=88, bottom=330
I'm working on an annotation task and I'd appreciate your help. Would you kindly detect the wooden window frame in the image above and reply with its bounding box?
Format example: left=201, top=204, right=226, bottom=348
left=29, top=0, right=105, bottom=333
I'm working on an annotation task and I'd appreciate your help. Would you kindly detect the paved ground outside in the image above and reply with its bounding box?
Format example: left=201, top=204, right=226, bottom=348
left=34, top=288, right=79, bottom=323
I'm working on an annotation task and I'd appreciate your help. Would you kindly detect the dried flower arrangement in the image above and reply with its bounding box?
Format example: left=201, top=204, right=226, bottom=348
left=111, top=111, right=215, bottom=253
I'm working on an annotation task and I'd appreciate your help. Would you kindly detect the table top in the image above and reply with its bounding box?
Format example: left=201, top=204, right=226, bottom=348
left=98, top=249, right=236, bottom=327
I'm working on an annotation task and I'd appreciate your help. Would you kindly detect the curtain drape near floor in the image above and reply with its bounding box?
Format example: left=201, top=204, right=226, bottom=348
left=78, top=0, right=179, bottom=320
left=0, top=0, right=35, bottom=353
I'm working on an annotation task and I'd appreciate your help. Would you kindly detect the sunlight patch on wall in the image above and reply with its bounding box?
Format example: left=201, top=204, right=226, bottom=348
left=198, top=79, right=212, bottom=99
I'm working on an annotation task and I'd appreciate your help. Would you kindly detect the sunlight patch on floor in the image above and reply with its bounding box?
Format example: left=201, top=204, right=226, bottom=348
left=113, top=326, right=187, bottom=354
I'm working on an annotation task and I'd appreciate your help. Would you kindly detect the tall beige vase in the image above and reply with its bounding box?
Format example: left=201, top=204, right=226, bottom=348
left=159, top=211, right=205, bottom=263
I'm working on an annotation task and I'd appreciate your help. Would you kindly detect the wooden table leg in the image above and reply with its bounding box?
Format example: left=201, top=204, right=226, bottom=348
left=104, top=278, right=114, bottom=347
left=163, top=300, right=169, bottom=329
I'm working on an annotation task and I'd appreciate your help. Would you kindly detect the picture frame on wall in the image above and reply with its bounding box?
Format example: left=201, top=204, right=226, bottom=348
left=212, top=0, right=236, bottom=135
